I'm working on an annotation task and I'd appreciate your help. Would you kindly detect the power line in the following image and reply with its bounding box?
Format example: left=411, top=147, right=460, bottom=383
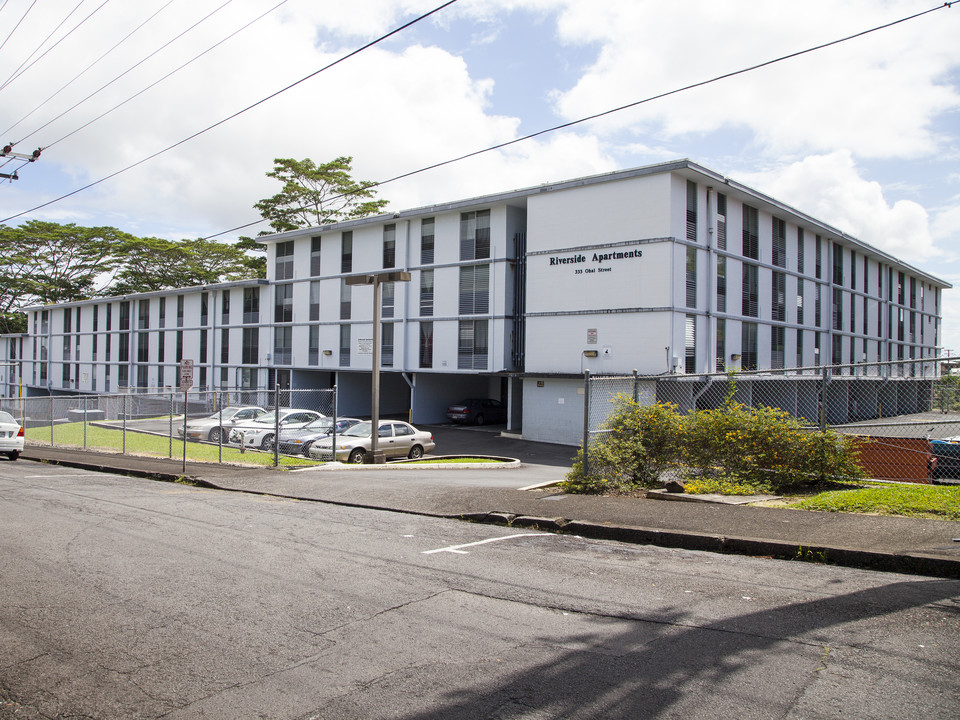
left=0, top=0, right=461, bottom=222
left=43, top=0, right=291, bottom=150
left=0, top=0, right=88, bottom=92
left=203, top=1, right=958, bottom=240
left=11, top=0, right=239, bottom=147
left=0, top=0, right=38, bottom=55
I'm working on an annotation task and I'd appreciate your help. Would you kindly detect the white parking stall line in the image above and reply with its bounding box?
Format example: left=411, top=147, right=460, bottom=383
left=422, top=533, right=553, bottom=555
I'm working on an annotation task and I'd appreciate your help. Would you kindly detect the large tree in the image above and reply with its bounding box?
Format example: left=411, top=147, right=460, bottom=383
left=253, top=156, right=389, bottom=234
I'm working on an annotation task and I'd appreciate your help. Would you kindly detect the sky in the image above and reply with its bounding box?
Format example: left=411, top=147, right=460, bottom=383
left=1, top=0, right=959, bottom=348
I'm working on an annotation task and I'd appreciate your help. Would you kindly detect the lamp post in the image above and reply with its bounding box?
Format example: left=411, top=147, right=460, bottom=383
left=345, top=271, right=411, bottom=462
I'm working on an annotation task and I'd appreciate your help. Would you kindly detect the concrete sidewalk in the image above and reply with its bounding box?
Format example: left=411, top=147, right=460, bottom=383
left=17, top=444, right=960, bottom=579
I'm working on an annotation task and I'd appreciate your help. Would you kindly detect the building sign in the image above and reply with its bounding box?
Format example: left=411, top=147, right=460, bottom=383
left=587, top=328, right=597, bottom=345
left=547, top=246, right=643, bottom=276
left=179, top=359, right=194, bottom=392
left=357, top=338, right=373, bottom=355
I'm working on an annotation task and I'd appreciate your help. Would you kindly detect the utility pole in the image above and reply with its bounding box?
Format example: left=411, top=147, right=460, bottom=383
left=0, top=143, right=41, bottom=181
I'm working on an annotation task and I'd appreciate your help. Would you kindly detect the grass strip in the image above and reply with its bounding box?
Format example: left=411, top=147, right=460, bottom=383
left=790, top=484, right=960, bottom=521
left=25, top=423, right=316, bottom=469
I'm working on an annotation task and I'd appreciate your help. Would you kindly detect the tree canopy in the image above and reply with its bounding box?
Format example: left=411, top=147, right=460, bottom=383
left=253, top=156, right=389, bottom=234
left=0, top=222, right=260, bottom=334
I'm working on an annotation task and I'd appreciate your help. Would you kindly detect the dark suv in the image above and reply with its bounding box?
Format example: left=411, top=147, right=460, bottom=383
left=446, top=398, right=507, bottom=426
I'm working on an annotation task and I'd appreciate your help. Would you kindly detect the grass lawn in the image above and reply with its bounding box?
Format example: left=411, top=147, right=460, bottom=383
left=787, top=483, right=960, bottom=521
left=405, top=457, right=504, bottom=464
left=25, top=423, right=317, bottom=469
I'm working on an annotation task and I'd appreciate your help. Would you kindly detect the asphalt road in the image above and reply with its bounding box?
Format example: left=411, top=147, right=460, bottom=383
left=2, top=463, right=959, bottom=719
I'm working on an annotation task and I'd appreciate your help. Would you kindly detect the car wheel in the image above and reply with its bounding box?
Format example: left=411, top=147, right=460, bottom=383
left=6, top=451, right=19, bottom=461
left=208, top=427, right=222, bottom=443
left=260, top=434, right=274, bottom=451
left=408, top=445, right=424, bottom=460
left=474, top=414, right=485, bottom=426
left=301, top=441, right=314, bottom=457
left=348, top=448, right=366, bottom=464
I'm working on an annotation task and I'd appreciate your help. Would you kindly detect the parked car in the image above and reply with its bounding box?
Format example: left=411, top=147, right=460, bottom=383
left=277, top=417, right=361, bottom=456
left=308, top=420, right=435, bottom=463
left=446, top=398, right=507, bottom=426
left=177, top=406, right=266, bottom=443
left=0, top=410, right=25, bottom=460
left=228, top=409, right=325, bottom=451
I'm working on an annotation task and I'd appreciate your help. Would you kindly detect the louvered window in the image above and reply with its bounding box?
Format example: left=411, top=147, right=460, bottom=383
left=460, top=210, right=490, bottom=260
left=797, top=228, right=805, bottom=274
left=716, top=193, right=727, bottom=250
left=686, top=180, right=697, bottom=242
left=383, top=224, right=396, bottom=269
left=741, top=322, right=758, bottom=371
left=715, top=319, right=725, bottom=372
left=421, top=218, right=435, bottom=265
left=275, top=241, right=294, bottom=280
left=459, top=265, right=490, bottom=315
left=771, top=326, right=784, bottom=370
left=742, top=263, right=758, bottom=317
left=458, top=320, right=488, bottom=370
left=684, top=315, right=696, bottom=373
left=339, top=325, right=350, bottom=366
left=716, top=257, right=726, bottom=313
left=381, top=323, right=394, bottom=367
left=833, top=288, right=842, bottom=331
left=742, top=205, right=759, bottom=260
left=381, top=282, right=395, bottom=319
left=685, top=247, right=697, bottom=308
left=772, top=271, right=785, bottom=322
left=420, top=270, right=434, bottom=316
left=772, top=218, right=786, bottom=267
left=310, top=236, right=322, bottom=276
left=796, top=279, right=804, bottom=324
left=309, top=281, right=321, bottom=322
left=419, top=322, right=433, bottom=368
left=341, top=232, right=352, bottom=273
left=340, top=279, right=351, bottom=320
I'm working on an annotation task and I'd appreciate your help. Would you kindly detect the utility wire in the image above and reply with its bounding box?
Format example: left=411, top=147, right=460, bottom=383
left=0, top=0, right=38, bottom=55
left=11, top=0, right=238, bottom=146
left=203, top=1, right=958, bottom=240
left=1, top=0, right=174, bottom=137
left=42, top=0, right=290, bottom=150
left=0, top=0, right=88, bottom=92
left=1, top=0, right=460, bottom=218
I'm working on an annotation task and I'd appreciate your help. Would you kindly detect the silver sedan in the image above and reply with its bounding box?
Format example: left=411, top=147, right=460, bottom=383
left=308, top=420, right=435, bottom=463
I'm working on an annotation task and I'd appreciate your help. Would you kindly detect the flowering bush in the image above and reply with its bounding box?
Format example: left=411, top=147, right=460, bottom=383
left=563, top=398, right=864, bottom=495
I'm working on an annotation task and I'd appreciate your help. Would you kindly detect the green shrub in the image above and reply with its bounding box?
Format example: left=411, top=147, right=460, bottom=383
left=564, top=398, right=865, bottom=495
left=562, top=399, right=684, bottom=494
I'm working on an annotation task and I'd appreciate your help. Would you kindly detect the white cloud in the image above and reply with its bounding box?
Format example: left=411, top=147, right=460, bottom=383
left=738, top=151, right=936, bottom=263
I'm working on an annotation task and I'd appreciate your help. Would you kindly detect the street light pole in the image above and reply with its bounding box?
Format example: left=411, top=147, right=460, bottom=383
left=346, top=271, right=411, bottom=463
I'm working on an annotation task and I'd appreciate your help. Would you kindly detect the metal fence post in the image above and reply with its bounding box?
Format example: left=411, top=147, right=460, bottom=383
left=330, top=384, right=338, bottom=464
left=632, top=368, right=639, bottom=403
left=582, top=370, right=591, bottom=480
left=218, top=400, right=223, bottom=464
left=819, top=363, right=828, bottom=432
left=273, top=384, right=280, bottom=468
left=169, top=392, right=174, bottom=458
left=83, top=395, right=87, bottom=450
left=122, top=393, right=127, bottom=455
left=50, top=396, right=54, bottom=446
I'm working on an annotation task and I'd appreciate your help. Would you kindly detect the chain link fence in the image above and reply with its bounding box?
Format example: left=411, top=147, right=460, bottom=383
left=1, top=386, right=337, bottom=467
left=582, top=357, right=960, bottom=484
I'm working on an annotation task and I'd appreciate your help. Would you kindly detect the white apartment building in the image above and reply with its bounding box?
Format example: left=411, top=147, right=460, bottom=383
left=0, top=160, right=949, bottom=444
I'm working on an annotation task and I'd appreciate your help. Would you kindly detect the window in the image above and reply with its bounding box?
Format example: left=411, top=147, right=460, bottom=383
left=92, top=333, right=98, bottom=362
left=118, top=365, right=128, bottom=388
left=243, top=287, right=260, bottom=324
left=684, top=315, right=696, bottom=373
left=176, top=332, right=184, bottom=365
left=796, top=328, right=804, bottom=368
left=221, top=328, right=229, bottom=364
left=815, top=236, right=822, bottom=279
left=275, top=241, right=294, bottom=280
left=741, top=322, right=757, bottom=371
left=742, top=205, right=759, bottom=260
left=797, top=279, right=804, bottom=324
left=339, top=325, right=350, bottom=366
left=341, top=231, right=353, bottom=273
left=200, top=292, right=209, bottom=326
left=309, top=281, right=321, bottom=322
left=383, top=224, right=396, bottom=269
left=716, top=193, right=727, bottom=250
left=119, top=333, right=130, bottom=363
left=832, top=333, right=843, bottom=366
left=459, top=265, right=490, bottom=315
left=242, top=328, right=258, bottom=364
left=741, top=263, right=758, bottom=317
left=381, top=282, right=395, bottom=319
left=41, top=309, right=49, bottom=334
left=420, top=270, right=434, bottom=316
left=716, top=257, right=726, bottom=313
left=833, top=244, right=844, bottom=286
left=308, top=326, right=319, bottom=365
left=340, top=279, right=351, bottom=320
left=460, top=210, right=490, bottom=260
left=273, top=326, right=291, bottom=365
left=850, top=295, right=857, bottom=333
left=274, top=283, right=293, bottom=323
left=137, top=332, right=149, bottom=363
left=850, top=251, right=857, bottom=291
left=221, top=291, right=230, bottom=324
left=772, top=271, right=786, bottom=322
left=772, top=218, right=786, bottom=267
left=199, top=329, right=208, bottom=363
left=458, top=319, right=488, bottom=369
left=686, top=180, right=697, bottom=242
left=816, top=287, right=822, bottom=328
left=157, top=332, right=165, bottom=364
left=715, top=319, right=725, bottom=372
left=421, top=218, right=435, bottom=264
left=134, top=299, right=148, bottom=330
left=119, top=301, right=130, bottom=331
left=381, top=323, right=394, bottom=367
left=63, top=307, right=72, bottom=334
left=797, top=228, right=805, bottom=274
left=158, top=297, right=165, bottom=328
left=771, top=326, right=784, bottom=369
left=685, top=247, right=696, bottom=308
left=311, top=236, right=322, bottom=276
left=832, top=288, right=843, bottom=331
left=419, top=322, right=433, bottom=368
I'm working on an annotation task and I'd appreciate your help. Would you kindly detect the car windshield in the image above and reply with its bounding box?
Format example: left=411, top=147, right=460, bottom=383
left=251, top=412, right=279, bottom=424
left=0, top=411, right=15, bottom=424
left=303, top=419, right=333, bottom=431
left=342, top=421, right=372, bottom=438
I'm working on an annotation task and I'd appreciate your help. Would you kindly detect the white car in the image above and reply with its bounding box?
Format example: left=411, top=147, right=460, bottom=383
left=308, top=420, right=435, bottom=463
left=177, top=406, right=266, bottom=443
left=0, top=410, right=25, bottom=460
left=228, top=409, right=325, bottom=451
